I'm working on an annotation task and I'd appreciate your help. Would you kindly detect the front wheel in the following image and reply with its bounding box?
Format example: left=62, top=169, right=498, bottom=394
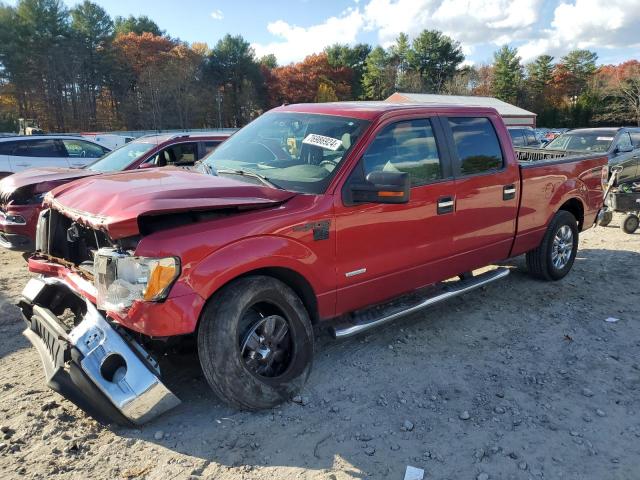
left=622, top=214, right=639, bottom=234
left=526, top=210, right=579, bottom=281
left=197, top=275, right=314, bottom=410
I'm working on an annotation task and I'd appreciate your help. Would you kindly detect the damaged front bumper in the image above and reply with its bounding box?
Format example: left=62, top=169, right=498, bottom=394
left=19, top=277, right=181, bottom=425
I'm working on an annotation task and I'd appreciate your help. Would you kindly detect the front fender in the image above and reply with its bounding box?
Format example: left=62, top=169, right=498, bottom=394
left=183, top=235, right=333, bottom=315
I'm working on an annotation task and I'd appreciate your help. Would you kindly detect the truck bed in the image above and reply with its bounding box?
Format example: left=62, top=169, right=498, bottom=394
left=510, top=150, right=608, bottom=257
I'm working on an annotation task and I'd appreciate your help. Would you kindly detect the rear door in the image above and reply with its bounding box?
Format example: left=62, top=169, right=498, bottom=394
left=8, top=139, right=69, bottom=172
left=335, top=116, right=458, bottom=314
left=444, top=115, right=519, bottom=269
left=60, top=139, right=109, bottom=168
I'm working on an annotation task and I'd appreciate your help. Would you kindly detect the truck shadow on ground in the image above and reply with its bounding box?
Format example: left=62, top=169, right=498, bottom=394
left=107, top=246, right=640, bottom=478
left=0, top=291, right=30, bottom=361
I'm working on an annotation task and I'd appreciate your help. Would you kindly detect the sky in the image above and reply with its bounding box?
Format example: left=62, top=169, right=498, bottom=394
left=7, top=0, right=640, bottom=66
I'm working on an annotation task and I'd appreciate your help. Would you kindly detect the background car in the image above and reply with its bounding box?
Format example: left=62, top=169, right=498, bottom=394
left=507, top=126, right=543, bottom=148
left=0, top=135, right=111, bottom=178
left=0, top=132, right=231, bottom=251
left=544, top=127, right=640, bottom=184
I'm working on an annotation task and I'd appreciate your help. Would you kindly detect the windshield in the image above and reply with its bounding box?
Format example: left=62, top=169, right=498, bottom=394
left=546, top=131, right=615, bottom=153
left=201, top=112, right=369, bottom=193
left=86, top=141, right=155, bottom=173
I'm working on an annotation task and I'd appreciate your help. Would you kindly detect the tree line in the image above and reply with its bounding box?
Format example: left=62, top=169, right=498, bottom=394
left=0, top=0, right=638, bottom=133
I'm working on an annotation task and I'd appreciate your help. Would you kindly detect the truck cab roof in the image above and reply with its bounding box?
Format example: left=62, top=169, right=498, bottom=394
left=272, top=102, right=500, bottom=121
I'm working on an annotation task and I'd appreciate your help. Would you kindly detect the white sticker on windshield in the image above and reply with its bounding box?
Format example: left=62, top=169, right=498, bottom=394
left=302, top=134, right=343, bottom=151
left=596, top=136, right=614, bottom=141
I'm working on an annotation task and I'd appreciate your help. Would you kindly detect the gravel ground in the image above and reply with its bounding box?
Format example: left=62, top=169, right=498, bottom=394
left=0, top=215, right=639, bottom=480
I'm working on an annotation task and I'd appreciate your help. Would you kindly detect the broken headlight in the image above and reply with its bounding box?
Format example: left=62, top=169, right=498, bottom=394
left=94, top=248, right=180, bottom=312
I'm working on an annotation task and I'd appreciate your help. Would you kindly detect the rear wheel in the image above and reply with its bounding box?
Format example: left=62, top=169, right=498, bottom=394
left=197, top=275, right=314, bottom=410
left=526, top=210, right=579, bottom=281
left=622, top=214, right=639, bottom=234
left=598, top=210, right=613, bottom=227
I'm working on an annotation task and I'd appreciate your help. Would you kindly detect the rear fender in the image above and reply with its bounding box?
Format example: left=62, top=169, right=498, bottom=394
left=546, top=179, right=587, bottom=226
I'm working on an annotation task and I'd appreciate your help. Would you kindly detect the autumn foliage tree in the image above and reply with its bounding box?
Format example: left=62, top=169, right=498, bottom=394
left=264, top=53, right=352, bottom=108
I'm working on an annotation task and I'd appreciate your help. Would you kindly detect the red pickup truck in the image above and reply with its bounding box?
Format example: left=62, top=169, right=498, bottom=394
left=0, top=133, right=230, bottom=251
left=19, top=103, right=607, bottom=424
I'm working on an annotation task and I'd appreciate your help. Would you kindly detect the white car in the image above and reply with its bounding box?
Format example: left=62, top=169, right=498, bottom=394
left=0, top=136, right=111, bottom=178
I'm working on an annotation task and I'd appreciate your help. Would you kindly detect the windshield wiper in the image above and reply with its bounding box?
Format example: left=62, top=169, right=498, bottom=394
left=215, top=168, right=282, bottom=189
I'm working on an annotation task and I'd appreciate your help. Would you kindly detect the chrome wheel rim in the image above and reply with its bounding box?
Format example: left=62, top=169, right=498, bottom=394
left=240, top=311, right=292, bottom=378
left=551, top=225, right=573, bottom=269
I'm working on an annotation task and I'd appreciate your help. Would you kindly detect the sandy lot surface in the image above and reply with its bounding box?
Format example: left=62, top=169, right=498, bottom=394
left=0, top=216, right=639, bottom=480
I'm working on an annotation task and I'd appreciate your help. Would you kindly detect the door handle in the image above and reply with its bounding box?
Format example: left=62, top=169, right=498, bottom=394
left=16, top=163, right=29, bottom=167
left=503, top=184, right=516, bottom=200
left=437, top=196, right=455, bottom=215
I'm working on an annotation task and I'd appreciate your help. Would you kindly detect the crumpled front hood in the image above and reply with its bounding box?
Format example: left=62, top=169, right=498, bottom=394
left=47, top=168, right=297, bottom=239
left=0, top=168, right=97, bottom=204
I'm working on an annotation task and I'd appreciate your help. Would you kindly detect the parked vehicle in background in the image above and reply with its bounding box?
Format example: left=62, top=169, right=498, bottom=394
left=0, top=136, right=110, bottom=179
left=0, top=132, right=230, bottom=251
left=508, top=126, right=543, bottom=148
left=19, top=102, right=607, bottom=424
left=543, top=127, right=640, bottom=185
left=81, top=133, right=135, bottom=150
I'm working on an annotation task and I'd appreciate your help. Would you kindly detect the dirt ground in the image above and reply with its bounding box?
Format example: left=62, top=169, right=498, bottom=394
left=0, top=215, right=639, bottom=480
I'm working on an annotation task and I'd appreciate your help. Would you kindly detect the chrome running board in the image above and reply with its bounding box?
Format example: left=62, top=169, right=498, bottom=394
left=331, top=267, right=510, bottom=339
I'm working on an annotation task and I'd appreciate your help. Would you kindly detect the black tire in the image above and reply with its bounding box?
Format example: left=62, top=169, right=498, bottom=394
left=526, top=210, right=579, bottom=281
left=622, top=214, right=639, bottom=234
left=197, top=275, right=314, bottom=410
left=598, top=210, right=613, bottom=227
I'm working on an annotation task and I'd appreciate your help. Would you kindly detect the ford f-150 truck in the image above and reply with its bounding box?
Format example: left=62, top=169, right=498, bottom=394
left=0, top=133, right=230, bottom=251
left=19, top=103, right=607, bottom=424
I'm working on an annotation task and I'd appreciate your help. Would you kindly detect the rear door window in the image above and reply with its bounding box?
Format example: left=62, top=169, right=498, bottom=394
left=361, top=119, right=443, bottom=186
left=448, top=117, right=504, bottom=176
left=630, top=131, right=640, bottom=148
left=12, top=139, right=62, bottom=157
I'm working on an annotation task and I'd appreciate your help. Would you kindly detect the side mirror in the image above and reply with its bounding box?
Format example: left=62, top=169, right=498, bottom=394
left=347, top=171, right=410, bottom=204
left=138, top=161, right=155, bottom=169
left=616, top=143, right=634, bottom=154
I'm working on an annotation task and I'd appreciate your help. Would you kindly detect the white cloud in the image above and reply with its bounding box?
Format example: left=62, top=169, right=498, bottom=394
left=252, top=0, right=640, bottom=66
left=252, top=9, right=364, bottom=64
left=364, top=0, right=541, bottom=46
left=517, top=0, right=640, bottom=62
left=210, top=9, right=224, bottom=20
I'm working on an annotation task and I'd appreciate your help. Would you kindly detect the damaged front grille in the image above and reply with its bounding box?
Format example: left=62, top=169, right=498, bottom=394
left=37, top=208, right=114, bottom=266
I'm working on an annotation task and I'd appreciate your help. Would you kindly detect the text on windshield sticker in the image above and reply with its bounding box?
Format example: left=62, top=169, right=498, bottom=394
left=596, top=137, right=614, bottom=141
left=302, top=134, right=342, bottom=151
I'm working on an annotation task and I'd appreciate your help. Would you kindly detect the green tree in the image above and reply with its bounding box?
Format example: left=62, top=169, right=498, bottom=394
left=389, top=32, right=410, bottom=88
left=70, top=1, right=114, bottom=128
left=324, top=43, right=371, bottom=99
left=258, top=54, right=278, bottom=69
left=558, top=49, right=598, bottom=98
left=492, top=45, right=523, bottom=104
left=362, top=46, right=395, bottom=100
left=206, top=34, right=262, bottom=127
left=114, top=14, right=162, bottom=36
left=407, top=30, right=464, bottom=93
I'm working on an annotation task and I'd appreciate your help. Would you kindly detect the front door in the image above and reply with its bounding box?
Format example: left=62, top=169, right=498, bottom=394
left=334, top=117, right=458, bottom=315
